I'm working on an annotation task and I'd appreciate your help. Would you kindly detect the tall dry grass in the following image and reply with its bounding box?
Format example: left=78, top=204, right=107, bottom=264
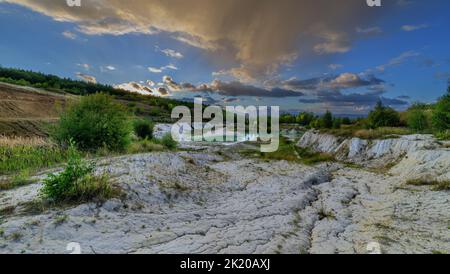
left=0, top=135, right=52, bottom=147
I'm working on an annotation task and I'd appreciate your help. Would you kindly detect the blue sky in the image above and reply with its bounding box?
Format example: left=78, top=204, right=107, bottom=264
left=0, top=0, right=449, bottom=114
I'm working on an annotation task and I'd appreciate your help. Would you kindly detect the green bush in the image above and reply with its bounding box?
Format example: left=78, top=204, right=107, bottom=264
left=320, top=110, right=333, bottom=129
left=41, top=142, right=117, bottom=203
left=432, top=90, right=450, bottom=133
left=160, top=133, right=177, bottom=150
left=407, top=109, right=429, bottom=131
left=41, top=143, right=94, bottom=202
left=296, top=112, right=315, bottom=126
left=133, top=119, right=154, bottom=140
left=52, top=93, right=132, bottom=151
left=367, top=101, right=400, bottom=128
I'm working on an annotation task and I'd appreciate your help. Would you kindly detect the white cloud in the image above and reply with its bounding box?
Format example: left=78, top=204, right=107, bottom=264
left=376, top=51, right=420, bottom=71
left=161, top=64, right=178, bottom=70
left=148, top=64, right=178, bottom=73
left=401, top=24, right=429, bottom=32
left=76, top=72, right=97, bottom=83
left=161, top=49, right=184, bottom=59
left=114, top=81, right=169, bottom=97
left=77, top=63, right=91, bottom=70
left=148, top=67, right=163, bottom=73
left=314, top=32, right=351, bottom=54
left=62, top=30, right=77, bottom=40
left=356, top=26, right=383, bottom=35
left=328, top=64, right=343, bottom=70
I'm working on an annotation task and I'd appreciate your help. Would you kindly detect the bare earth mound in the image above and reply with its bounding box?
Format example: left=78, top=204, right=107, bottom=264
left=0, top=83, right=75, bottom=137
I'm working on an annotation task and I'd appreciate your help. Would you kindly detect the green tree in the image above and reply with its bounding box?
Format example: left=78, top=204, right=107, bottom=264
left=296, top=112, right=315, bottom=126
left=332, top=117, right=342, bottom=129
left=341, top=117, right=352, bottom=125
left=52, top=93, right=132, bottom=151
left=432, top=87, right=450, bottom=132
left=367, top=100, right=400, bottom=128
left=320, top=110, right=333, bottom=129
left=407, top=109, right=429, bottom=132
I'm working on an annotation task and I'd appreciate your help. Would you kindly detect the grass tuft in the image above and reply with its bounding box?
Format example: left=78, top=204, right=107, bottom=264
left=406, top=179, right=450, bottom=191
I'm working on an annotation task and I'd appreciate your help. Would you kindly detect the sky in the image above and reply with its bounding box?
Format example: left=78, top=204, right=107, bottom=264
left=0, top=0, right=449, bottom=115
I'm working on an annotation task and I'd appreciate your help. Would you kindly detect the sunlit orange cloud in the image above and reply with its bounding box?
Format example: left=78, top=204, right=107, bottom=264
left=3, top=0, right=387, bottom=82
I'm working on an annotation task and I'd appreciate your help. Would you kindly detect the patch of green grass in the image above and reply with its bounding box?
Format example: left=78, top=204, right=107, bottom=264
left=0, top=169, right=37, bottom=191
left=239, top=138, right=335, bottom=165
left=320, top=126, right=413, bottom=140
left=53, top=215, right=68, bottom=226
left=9, top=232, right=23, bottom=241
left=127, top=138, right=165, bottom=154
left=295, top=147, right=335, bottom=165
left=433, top=181, right=450, bottom=191
left=0, top=205, right=15, bottom=216
left=317, top=208, right=336, bottom=220
left=19, top=199, right=49, bottom=215
left=432, top=250, right=447, bottom=254
left=0, top=144, right=67, bottom=175
left=406, top=179, right=450, bottom=191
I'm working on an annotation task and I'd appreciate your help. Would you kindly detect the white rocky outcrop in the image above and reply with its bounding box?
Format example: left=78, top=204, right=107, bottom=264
left=297, top=130, right=450, bottom=180
left=0, top=139, right=449, bottom=254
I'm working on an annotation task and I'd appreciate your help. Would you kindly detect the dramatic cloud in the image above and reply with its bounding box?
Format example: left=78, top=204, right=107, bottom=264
left=280, top=73, right=385, bottom=92
left=198, top=80, right=302, bottom=98
left=283, top=73, right=406, bottom=111
left=299, top=89, right=408, bottom=112
left=76, top=72, right=96, bottom=83
left=314, top=32, right=351, bottom=54
left=4, top=0, right=388, bottom=81
left=114, top=81, right=169, bottom=97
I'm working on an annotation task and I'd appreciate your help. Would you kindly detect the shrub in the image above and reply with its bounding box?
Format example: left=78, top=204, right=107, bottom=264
left=296, top=112, right=315, bottom=126
left=367, top=101, right=400, bottom=128
left=52, top=93, right=132, bottom=151
left=407, top=109, right=430, bottom=131
left=332, top=118, right=342, bottom=129
left=41, top=142, right=94, bottom=202
left=41, top=142, right=119, bottom=203
left=432, top=90, right=450, bottom=133
left=160, top=133, right=177, bottom=150
left=320, top=110, right=333, bottom=129
left=133, top=119, right=154, bottom=140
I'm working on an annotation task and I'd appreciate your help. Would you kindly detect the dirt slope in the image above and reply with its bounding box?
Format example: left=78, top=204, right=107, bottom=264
left=0, top=82, right=76, bottom=137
